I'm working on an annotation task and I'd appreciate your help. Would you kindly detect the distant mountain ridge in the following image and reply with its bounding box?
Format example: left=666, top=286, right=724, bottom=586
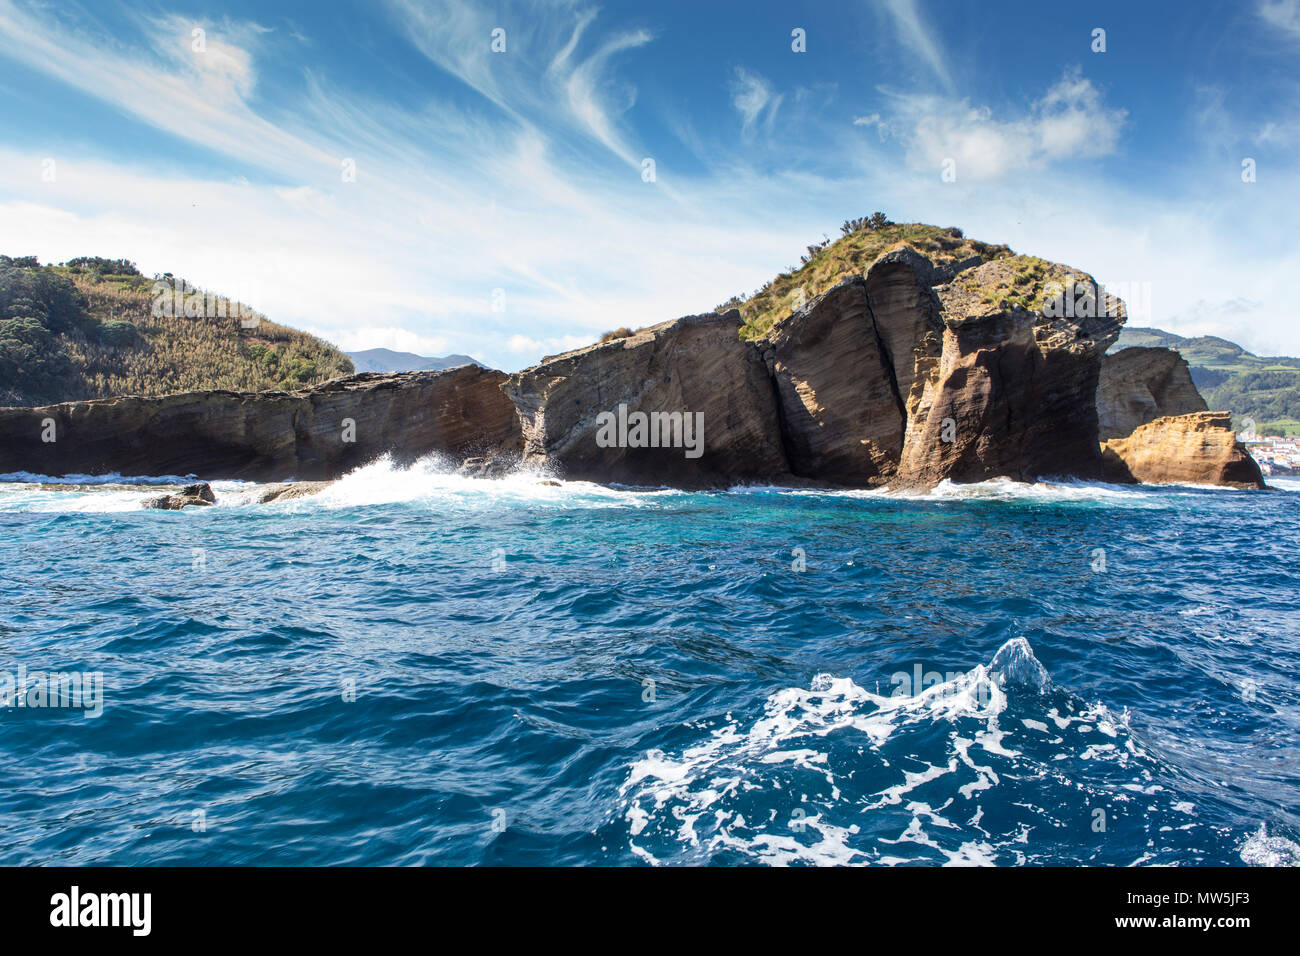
left=1114, top=326, right=1300, bottom=435
left=347, top=348, right=482, bottom=373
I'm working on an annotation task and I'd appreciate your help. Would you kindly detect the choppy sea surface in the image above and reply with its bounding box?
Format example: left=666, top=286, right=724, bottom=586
left=1, top=457, right=1298, bottom=866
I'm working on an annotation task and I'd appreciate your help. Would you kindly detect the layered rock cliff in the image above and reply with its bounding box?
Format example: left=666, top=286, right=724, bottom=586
left=1100, top=412, right=1265, bottom=488
left=0, top=365, right=518, bottom=482
left=1097, top=346, right=1207, bottom=440
left=502, top=246, right=1128, bottom=489
left=894, top=258, right=1124, bottom=485
left=503, top=311, right=790, bottom=487
left=0, top=226, right=1266, bottom=493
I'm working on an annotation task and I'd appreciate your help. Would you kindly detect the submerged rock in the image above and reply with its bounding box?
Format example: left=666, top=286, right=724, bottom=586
left=253, top=481, right=335, bottom=504
left=144, top=482, right=216, bottom=510
left=1097, top=346, right=1206, bottom=440
left=1100, top=412, right=1265, bottom=488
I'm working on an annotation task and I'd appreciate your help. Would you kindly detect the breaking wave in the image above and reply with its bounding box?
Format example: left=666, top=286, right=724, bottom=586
left=617, top=638, right=1253, bottom=866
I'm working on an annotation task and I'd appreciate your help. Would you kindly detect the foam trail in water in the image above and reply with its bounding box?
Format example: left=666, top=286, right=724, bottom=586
left=615, top=637, right=1209, bottom=866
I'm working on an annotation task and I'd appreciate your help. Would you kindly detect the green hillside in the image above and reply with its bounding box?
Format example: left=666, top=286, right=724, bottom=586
left=0, top=255, right=354, bottom=407
left=1116, top=326, right=1300, bottom=436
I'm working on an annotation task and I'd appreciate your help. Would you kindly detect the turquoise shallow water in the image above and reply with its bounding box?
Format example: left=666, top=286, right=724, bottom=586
left=1, top=457, right=1298, bottom=865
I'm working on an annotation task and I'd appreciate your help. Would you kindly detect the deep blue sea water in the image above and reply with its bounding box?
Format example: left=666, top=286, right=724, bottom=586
left=1, top=456, right=1298, bottom=866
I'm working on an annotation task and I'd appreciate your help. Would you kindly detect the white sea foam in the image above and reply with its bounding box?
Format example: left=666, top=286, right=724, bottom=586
left=613, top=642, right=1154, bottom=868
left=1239, top=823, right=1300, bottom=866
left=290, top=453, right=685, bottom=512
left=0, top=456, right=1268, bottom=515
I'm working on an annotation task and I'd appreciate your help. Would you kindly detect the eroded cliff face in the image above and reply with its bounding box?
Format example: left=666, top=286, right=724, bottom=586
left=497, top=249, right=1138, bottom=489
left=893, top=263, right=1125, bottom=485
left=756, top=249, right=945, bottom=485
left=0, top=366, right=519, bottom=482
left=1100, top=412, right=1265, bottom=488
left=760, top=278, right=906, bottom=484
left=1096, top=346, right=1208, bottom=440
left=502, top=310, right=789, bottom=487
left=752, top=252, right=1124, bottom=487
left=0, top=232, right=1262, bottom=492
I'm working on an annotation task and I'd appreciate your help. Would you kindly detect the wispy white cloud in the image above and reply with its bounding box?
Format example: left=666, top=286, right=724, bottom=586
left=729, top=67, right=783, bottom=138
left=879, top=0, right=954, bottom=92
left=2, top=0, right=1299, bottom=368
left=1259, top=0, right=1300, bottom=39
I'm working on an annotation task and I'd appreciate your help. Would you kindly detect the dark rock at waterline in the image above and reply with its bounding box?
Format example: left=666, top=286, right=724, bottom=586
left=455, top=455, right=517, bottom=479
left=0, top=367, right=521, bottom=483
left=253, top=481, right=335, bottom=503
left=144, top=482, right=216, bottom=510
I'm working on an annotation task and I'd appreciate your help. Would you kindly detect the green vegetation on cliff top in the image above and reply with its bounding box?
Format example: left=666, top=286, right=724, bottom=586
left=0, top=255, right=354, bottom=407
left=718, top=217, right=1015, bottom=338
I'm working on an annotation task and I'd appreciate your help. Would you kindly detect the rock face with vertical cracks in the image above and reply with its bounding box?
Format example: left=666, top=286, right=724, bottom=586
left=1096, top=346, right=1208, bottom=440
left=1100, top=412, right=1265, bottom=488
left=892, top=261, right=1125, bottom=485
left=0, top=366, right=520, bottom=481
left=758, top=249, right=943, bottom=485
left=502, top=310, right=789, bottom=487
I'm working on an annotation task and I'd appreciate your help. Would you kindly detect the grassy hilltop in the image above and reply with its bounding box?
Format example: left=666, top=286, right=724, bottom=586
left=716, top=215, right=1015, bottom=338
left=0, top=256, right=353, bottom=407
left=711, top=213, right=1297, bottom=435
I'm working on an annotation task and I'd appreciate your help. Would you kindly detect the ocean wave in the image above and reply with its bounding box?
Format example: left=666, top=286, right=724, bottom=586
left=294, top=454, right=684, bottom=512
left=1239, top=823, right=1300, bottom=866
left=615, top=637, right=1236, bottom=866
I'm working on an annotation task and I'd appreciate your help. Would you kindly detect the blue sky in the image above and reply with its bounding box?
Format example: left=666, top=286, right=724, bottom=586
left=2, top=0, right=1299, bottom=369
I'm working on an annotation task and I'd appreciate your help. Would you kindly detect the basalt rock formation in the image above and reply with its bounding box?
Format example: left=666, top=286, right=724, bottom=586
left=893, top=259, right=1124, bottom=485
left=0, top=365, right=519, bottom=482
left=1101, top=412, right=1265, bottom=488
left=502, top=310, right=790, bottom=487
left=1097, top=346, right=1207, bottom=440
left=757, top=249, right=945, bottom=485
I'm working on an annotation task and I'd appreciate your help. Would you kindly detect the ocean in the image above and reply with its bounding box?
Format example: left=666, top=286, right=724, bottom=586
left=1, top=456, right=1298, bottom=866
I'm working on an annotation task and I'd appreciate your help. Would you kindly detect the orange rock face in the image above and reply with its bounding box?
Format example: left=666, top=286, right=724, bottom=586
left=1100, top=412, right=1266, bottom=488
left=1097, top=346, right=1207, bottom=441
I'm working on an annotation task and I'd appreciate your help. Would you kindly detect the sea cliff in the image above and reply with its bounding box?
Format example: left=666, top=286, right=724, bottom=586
left=0, top=230, right=1265, bottom=491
